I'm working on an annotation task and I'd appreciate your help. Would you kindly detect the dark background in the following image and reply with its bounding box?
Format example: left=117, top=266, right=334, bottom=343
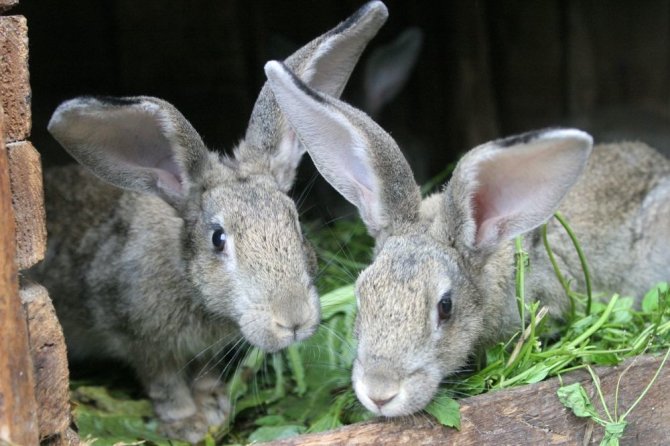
left=16, top=0, right=670, bottom=221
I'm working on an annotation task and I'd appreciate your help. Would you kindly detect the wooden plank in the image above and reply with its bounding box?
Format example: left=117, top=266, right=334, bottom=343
left=0, top=104, right=38, bottom=446
left=7, top=141, right=46, bottom=270
left=266, top=354, right=669, bottom=445
left=0, top=16, right=30, bottom=143
left=0, top=0, right=17, bottom=14
left=21, top=282, right=72, bottom=442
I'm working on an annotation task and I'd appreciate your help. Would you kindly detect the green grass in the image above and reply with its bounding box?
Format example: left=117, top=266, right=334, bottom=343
left=71, top=212, right=670, bottom=445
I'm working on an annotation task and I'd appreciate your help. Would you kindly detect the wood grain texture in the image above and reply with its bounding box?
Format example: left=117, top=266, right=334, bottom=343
left=7, top=141, right=46, bottom=270
left=21, top=281, right=72, bottom=442
left=0, top=0, right=17, bottom=14
left=0, top=15, right=29, bottom=143
left=266, top=354, right=669, bottom=446
left=0, top=105, right=38, bottom=446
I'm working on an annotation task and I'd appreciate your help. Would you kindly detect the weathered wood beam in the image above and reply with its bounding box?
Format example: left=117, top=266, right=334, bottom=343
left=8, top=141, right=46, bottom=270
left=0, top=104, right=38, bottom=446
left=266, top=354, right=669, bottom=445
left=21, top=282, right=72, bottom=443
left=0, top=16, right=30, bottom=143
left=0, top=0, right=17, bottom=14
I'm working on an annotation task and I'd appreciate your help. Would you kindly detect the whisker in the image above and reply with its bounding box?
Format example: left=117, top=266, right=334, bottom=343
left=195, top=334, right=246, bottom=381
left=178, top=335, right=229, bottom=374
left=295, top=171, right=320, bottom=211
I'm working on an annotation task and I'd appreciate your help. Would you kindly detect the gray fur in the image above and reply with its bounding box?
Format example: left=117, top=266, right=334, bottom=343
left=34, top=2, right=388, bottom=442
left=265, top=65, right=670, bottom=418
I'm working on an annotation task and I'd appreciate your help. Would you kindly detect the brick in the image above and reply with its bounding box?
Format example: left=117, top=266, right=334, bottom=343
left=7, top=141, right=46, bottom=270
left=0, top=16, right=30, bottom=142
left=21, top=282, right=72, bottom=442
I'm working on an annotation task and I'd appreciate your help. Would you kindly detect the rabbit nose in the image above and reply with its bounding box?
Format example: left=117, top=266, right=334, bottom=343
left=275, top=321, right=300, bottom=337
left=274, top=316, right=315, bottom=341
left=370, top=393, right=397, bottom=409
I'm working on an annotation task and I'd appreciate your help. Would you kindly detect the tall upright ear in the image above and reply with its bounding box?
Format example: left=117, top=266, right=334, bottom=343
left=47, top=96, right=209, bottom=207
left=265, top=61, right=421, bottom=238
left=363, top=27, right=423, bottom=117
left=444, top=129, right=593, bottom=251
left=241, top=1, right=388, bottom=192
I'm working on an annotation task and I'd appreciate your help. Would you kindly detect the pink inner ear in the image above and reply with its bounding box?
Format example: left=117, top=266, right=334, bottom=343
left=466, top=134, right=590, bottom=248
left=470, top=154, right=534, bottom=246
left=472, top=183, right=503, bottom=246
left=154, top=169, right=182, bottom=196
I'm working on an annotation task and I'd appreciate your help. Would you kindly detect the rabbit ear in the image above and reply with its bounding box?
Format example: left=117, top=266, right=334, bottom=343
left=265, top=61, right=421, bottom=237
left=241, top=1, right=389, bottom=192
left=47, top=96, right=209, bottom=207
left=283, top=0, right=389, bottom=98
left=444, top=129, right=593, bottom=251
left=363, top=27, right=423, bottom=117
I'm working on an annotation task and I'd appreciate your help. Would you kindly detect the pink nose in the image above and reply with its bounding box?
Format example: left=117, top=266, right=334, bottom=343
left=370, top=393, right=397, bottom=409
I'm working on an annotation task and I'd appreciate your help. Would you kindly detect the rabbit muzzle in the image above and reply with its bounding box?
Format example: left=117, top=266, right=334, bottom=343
left=352, top=355, right=439, bottom=416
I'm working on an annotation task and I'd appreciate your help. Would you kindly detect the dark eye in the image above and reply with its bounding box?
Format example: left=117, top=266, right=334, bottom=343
left=212, top=227, right=226, bottom=252
left=437, top=291, right=453, bottom=322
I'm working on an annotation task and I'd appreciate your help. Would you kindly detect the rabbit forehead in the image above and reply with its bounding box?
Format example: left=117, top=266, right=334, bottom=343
left=362, top=233, right=456, bottom=290
left=356, top=235, right=456, bottom=350
left=204, top=179, right=306, bottom=266
left=202, top=176, right=298, bottom=225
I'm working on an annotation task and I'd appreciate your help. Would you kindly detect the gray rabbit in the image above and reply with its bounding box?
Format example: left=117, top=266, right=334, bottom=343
left=34, top=2, right=388, bottom=441
left=265, top=61, right=670, bottom=417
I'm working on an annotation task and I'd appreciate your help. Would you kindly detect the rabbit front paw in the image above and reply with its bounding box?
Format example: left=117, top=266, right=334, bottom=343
left=160, top=412, right=211, bottom=444
left=192, top=375, right=231, bottom=426
left=157, top=378, right=230, bottom=443
left=149, top=378, right=197, bottom=422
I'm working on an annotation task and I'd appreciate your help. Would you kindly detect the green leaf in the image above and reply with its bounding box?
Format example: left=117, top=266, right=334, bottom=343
left=286, top=345, right=307, bottom=396
left=271, top=353, right=287, bottom=400
left=611, top=297, right=634, bottom=324
left=642, top=283, right=669, bottom=313
left=72, top=386, right=189, bottom=446
left=320, top=285, right=356, bottom=320
left=247, top=425, right=306, bottom=442
left=255, top=414, right=287, bottom=426
left=556, top=383, right=600, bottom=420
left=307, top=412, right=344, bottom=434
left=203, top=434, right=218, bottom=446
left=600, top=421, right=627, bottom=446
left=73, top=386, right=154, bottom=416
left=425, top=394, right=461, bottom=430
left=523, top=365, right=550, bottom=384
left=585, top=353, right=620, bottom=366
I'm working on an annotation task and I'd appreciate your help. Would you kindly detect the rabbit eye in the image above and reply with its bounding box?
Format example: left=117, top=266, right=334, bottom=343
left=437, top=292, right=452, bottom=322
left=212, top=227, right=226, bottom=252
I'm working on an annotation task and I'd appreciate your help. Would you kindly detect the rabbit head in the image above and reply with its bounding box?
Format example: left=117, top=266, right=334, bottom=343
left=265, top=61, right=592, bottom=415
left=47, top=1, right=389, bottom=355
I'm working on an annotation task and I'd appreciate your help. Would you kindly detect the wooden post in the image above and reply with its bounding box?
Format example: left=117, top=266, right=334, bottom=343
left=0, top=15, right=30, bottom=144
left=0, top=3, right=76, bottom=443
left=7, top=141, right=47, bottom=270
left=0, top=1, right=17, bottom=13
left=0, top=103, right=38, bottom=446
left=21, top=282, right=71, bottom=443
